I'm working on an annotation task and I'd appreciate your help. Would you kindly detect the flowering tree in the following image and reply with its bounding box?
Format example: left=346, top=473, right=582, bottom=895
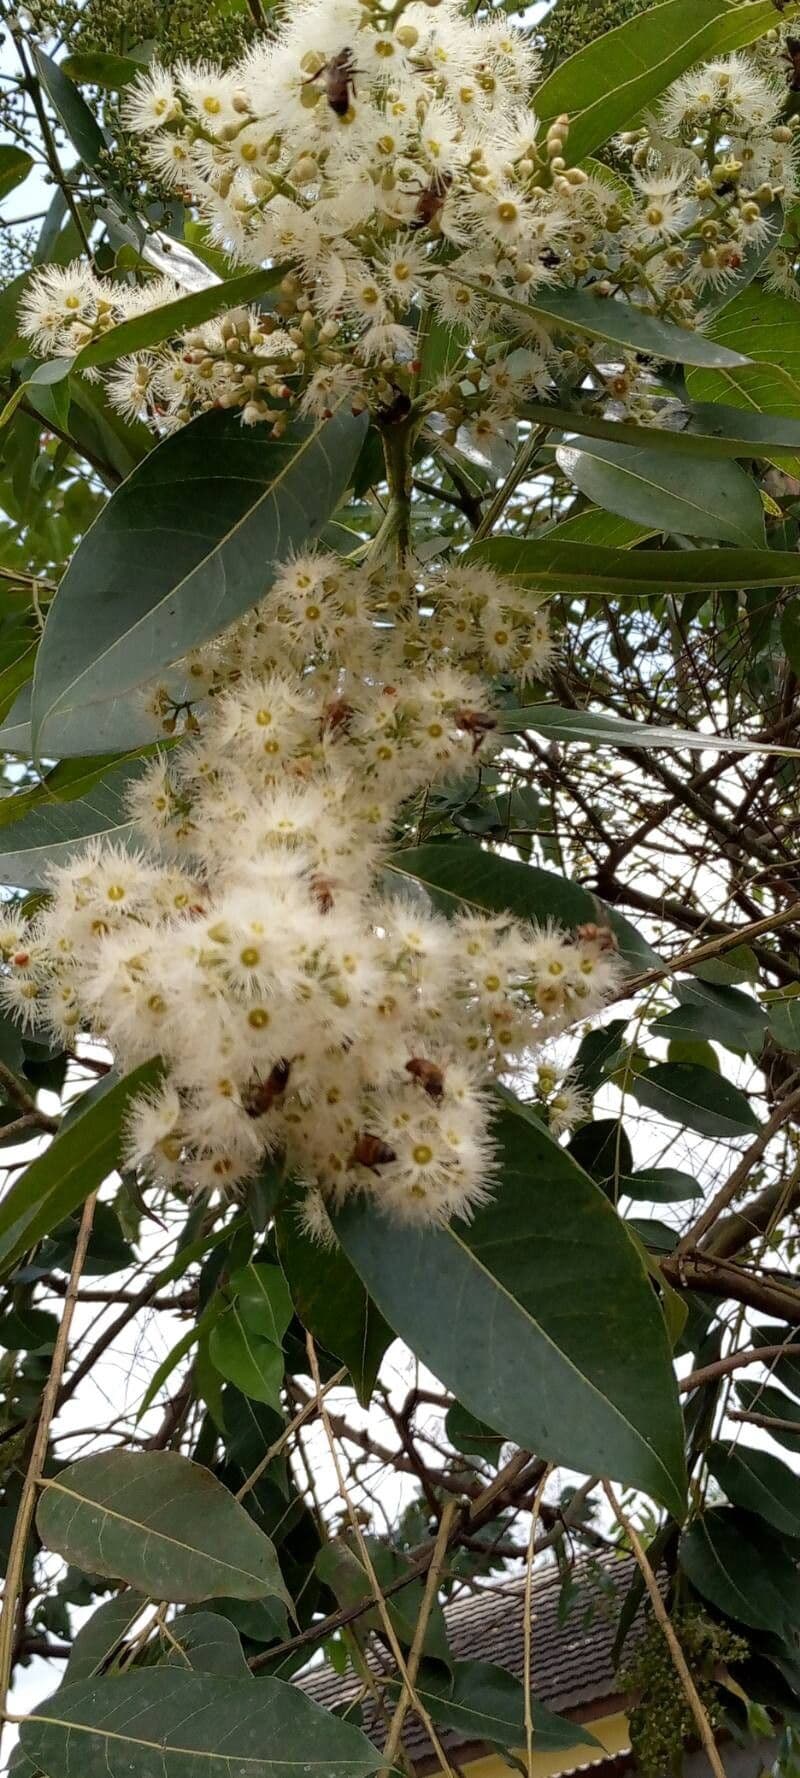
left=1, top=0, right=800, bottom=1773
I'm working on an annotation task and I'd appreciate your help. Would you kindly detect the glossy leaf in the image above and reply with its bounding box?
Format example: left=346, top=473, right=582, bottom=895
left=37, top=1450, right=290, bottom=1604
left=388, top=1660, right=601, bottom=1755
left=229, top=1263, right=292, bottom=1346
left=336, top=1102, right=687, bottom=1516
left=704, top=285, right=800, bottom=384
left=210, top=1309, right=285, bottom=1408
left=0, top=1061, right=161, bottom=1279
left=74, top=266, right=288, bottom=372
left=707, top=1443, right=800, bottom=1540
left=61, top=51, right=147, bottom=87
left=31, top=404, right=368, bottom=757
left=735, top=1382, right=800, bottom=1452
left=277, top=1210, right=392, bottom=1407
left=524, top=394, right=800, bottom=460
left=164, top=1613, right=251, bottom=1677
left=631, top=1063, right=759, bottom=1139
left=0, top=148, right=33, bottom=202
left=65, top=1594, right=145, bottom=1683
left=769, top=994, right=800, bottom=1053
left=0, top=758, right=143, bottom=887
left=685, top=362, right=800, bottom=477
left=619, top=1169, right=702, bottom=1204
left=534, top=0, right=785, bottom=163
left=32, top=49, right=106, bottom=168
left=499, top=703, right=796, bottom=757
left=680, top=1508, right=800, bottom=1633
left=556, top=439, right=764, bottom=548
left=480, top=281, right=747, bottom=368
left=543, top=508, right=651, bottom=547
left=652, top=981, right=767, bottom=1055
left=389, top=839, right=658, bottom=969
left=21, top=1671, right=379, bottom=1778
left=467, top=538, right=800, bottom=596
left=0, top=1308, right=59, bottom=1351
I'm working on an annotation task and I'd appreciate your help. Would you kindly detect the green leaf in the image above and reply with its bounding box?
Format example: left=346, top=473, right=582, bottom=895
left=74, top=266, right=288, bottom=372
left=707, top=1443, right=800, bottom=1540
left=533, top=0, right=786, bottom=164
left=781, top=601, right=800, bottom=678
left=751, top=1325, right=800, bottom=1399
left=467, top=538, right=800, bottom=597
left=65, top=1594, right=145, bottom=1682
left=0, top=148, right=33, bottom=202
left=164, top=1613, right=251, bottom=1677
left=228, top=1263, right=292, bottom=1346
left=704, top=285, right=800, bottom=385
left=525, top=394, right=800, bottom=461
left=619, top=1168, right=702, bottom=1203
left=389, top=1661, right=602, bottom=1756
left=0, top=1307, right=59, bottom=1351
left=0, top=758, right=144, bottom=887
left=499, top=703, right=796, bottom=757
left=388, top=839, right=657, bottom=970
left=477, top=281, right=748, bottom=369
left=652, top=981, right=767, bottom=1055
left=544, top=508, right=651, bottom=547
left=32, top=404, right=368, bottom=757
left=736, top=1382, right=800, bottom=1452
left=768, top=994, right=800, bottom=1053
left=0, top=358, right=74, bottom=435
left=556, top=439, right=764, bottom=548
left=316, top=1537, right=450, bottom=1664
left=335, top=1102, right=687, bottom=1517
left=36, top=1450, right=290, bottom=1605
left=32, top=48, right=106, bottom=169
left=276, top=1210, right=391, bottom=1408
left=210, top=1309, right=285, bottom=1408
left=0, top=1061, right=161, bottom=1278
left=21, top=1671, right=379, bottom=1778
left=631, top=1063, right=759, bottom=1138
left=680, top=1507, right=800, bottom=1633
left=445, top=1404, right=503, bottom=1460
left=685, top=363, right=800, bottom=477
left=61, top=51, right=144, bottom=88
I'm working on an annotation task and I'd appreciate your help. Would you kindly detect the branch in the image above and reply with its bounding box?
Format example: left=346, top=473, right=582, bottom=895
left=675, top=1082, right=800, bottom=1257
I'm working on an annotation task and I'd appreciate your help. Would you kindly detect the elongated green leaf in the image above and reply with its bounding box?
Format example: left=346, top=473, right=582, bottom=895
left=0, top=358, right=73, bottom=434
left=388, top=839, right=658, bottom=969
left=705, top=285, right=800, bottom=384
left=165, top=1613, right=251, bottom=1677
left=65, top=1594, right=145, bottom=1683
left=336, top=1102, right=687, bottom=1516
left=229, top=1263, right=292, bottom=1345
left=32, top=404, right=368, bottom=757
left=707, top=1443, right=800, bottom=1540
left=769, top=995, right=800, bottom=1053
left=0, top=753, right=130, bottom=830
left=74, top=266, right=288, bottom=372
left=0, top=758, right=144, bottom=887
left=631, top=1063, right=759, bottom=1139
left=21, top=1671, right=379, bottom=1778
left=524, top=396, right=800, bottom=460
left=388, top=1660, right=602, bottom=1755
left=33, top=48, right=106, bottom=169
left=534, top=0, right=785, bottom=163
left=0, top=148, right=33, bottom=202
left=736, top=1382, right=800, bottom=1451
left=61, top=51, right=146, bottom=87
left=470, top=280, right=747, bottom=368
left=544, top=508, right=651, bottom=547
left=752, top=1326, right=800, bottom=1399
left=680, top=1508, right=800, bottom=1633
left=210, top=1309, right=284, bottom=1407
left=0, top=1061, right=160, bottom=1278
left=467, top=539, right=800, bottom=596
left=276, top=1209, right=392, bottom=1408
left=37, top=1450, right=290, bottom=1604
left=499, top=703, right=797, bottom=757
left=653, top=981, right=767, bottom=1055
left=620, top=1168, right=702, bottom=1203
left=556, top=439, right=764, bottom=548
left=685, top=361, right=800, bottom=478
left=783, top=601, right=800, bottom=677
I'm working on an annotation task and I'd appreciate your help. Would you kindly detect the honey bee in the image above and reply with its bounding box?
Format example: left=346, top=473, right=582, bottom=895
left=784, top=36, right=800, bottom=89
left=310, top=872, right=336, bottom=914
left=349, top=1132, right=397, bottom=1170
left=575, top=922, right=618, bottom=954
left=321, top=698, right=354, bottom=735
left=455, top=708, right=498, bottom=754
left=405, top=1057, right=445, bottom=1101
left=306, top=48, right=357, bottom=116
left=410, top=169, right=453, bottom=230
left=245, top=1058, right=291, bottom=1117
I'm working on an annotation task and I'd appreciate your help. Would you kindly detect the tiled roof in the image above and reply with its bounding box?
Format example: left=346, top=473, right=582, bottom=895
left=296, top=1551, right=638, bottom=1766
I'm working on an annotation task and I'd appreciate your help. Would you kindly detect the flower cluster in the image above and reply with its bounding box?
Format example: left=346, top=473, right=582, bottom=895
left=0, top=554, right=619, bottom=1228
left=19, top=3, right=797, bottom=439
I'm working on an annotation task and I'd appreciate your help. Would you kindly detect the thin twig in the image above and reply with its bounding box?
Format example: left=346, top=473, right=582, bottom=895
left=235, top=1366, right=347, bottom=1501
left=603, top=1482, right=727, bottom=1778
left=523, top=1465, right=553, bottom=1778
left=379, top=1500, right=458, bottom=1778
left=675, top=1081, right=800, bottom=1257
